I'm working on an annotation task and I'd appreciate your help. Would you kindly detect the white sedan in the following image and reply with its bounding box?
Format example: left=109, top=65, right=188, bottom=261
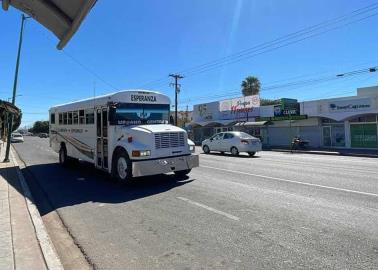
left=11, top=133, right=24, bottom=143
left=201, top=131, right=262, bottom=156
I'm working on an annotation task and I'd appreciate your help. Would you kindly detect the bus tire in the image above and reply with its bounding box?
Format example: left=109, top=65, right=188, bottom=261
left=112, top=150, right=132, bottom=182
left=59, top=146, right=70, bottom=167
left=174, top=169, right=191, bottom=178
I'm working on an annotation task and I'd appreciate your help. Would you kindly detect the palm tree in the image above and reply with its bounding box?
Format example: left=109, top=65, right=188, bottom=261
left=241, top=76, right=261, bottom=96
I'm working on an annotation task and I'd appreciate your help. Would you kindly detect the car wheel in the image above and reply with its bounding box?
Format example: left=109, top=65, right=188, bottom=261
left=203, top=145, right=210, bottom=154
left=248, top=152, right=256, bottom=157
left=113, top=150, right=132, bottom=182
left=174, top=169, right=191, bottom=178
left=231, top=146, right=239, bottom=156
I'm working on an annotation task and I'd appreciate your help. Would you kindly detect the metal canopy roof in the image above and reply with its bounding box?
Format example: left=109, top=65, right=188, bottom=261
left=2, top=0, right=96, bottom=49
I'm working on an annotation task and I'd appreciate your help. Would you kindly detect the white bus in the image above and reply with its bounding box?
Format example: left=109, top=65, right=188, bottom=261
left=49, top=90, right=199, bottom=181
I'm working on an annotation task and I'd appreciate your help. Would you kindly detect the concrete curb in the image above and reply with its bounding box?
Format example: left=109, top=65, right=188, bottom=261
left=267, top=148, right=378, bottom=158
left=10, top=147, right=64, bottom=270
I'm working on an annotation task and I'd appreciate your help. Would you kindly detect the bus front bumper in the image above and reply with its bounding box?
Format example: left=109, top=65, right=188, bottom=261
left=132, top=154, right=199, bottom=177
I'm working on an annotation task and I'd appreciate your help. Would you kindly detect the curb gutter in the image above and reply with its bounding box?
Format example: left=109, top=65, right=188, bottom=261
left=268, top=148, right=378, bottom=158
left=10, top=148, right=64, bottom=270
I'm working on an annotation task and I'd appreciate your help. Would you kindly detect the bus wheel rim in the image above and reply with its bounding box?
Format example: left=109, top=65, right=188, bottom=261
left=117, top=157, right=128, bottom=179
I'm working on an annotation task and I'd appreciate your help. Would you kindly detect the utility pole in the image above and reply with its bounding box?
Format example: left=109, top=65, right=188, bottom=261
left=169, top=74, right=184, bottom=126
left=4, top=14, right=30, bottom=162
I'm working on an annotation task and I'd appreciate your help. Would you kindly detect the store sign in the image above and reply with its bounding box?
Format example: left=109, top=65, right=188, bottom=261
left=328, top=98, right=371, bottom=113
left=274, top=98, right=300, bottom=116
left=257, top=115, right=308, bottom=121
left=194, top=103, right=214, bottom=121
left=219, top=95, right=260, bottom=113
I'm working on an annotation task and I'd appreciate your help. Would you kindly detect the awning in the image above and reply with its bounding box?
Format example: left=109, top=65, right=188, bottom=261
left=235, top=121, right=271, bottom=127
left=187, top=119, right=238, bottom=127
left=2, top=0, right=97, bottom=49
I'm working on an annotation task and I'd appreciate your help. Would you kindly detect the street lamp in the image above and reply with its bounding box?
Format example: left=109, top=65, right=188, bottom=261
left=4, top=14, right=30, bottom=162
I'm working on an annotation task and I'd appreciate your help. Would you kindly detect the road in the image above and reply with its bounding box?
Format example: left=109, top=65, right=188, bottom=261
left=13, top=137, right=378, bottom=270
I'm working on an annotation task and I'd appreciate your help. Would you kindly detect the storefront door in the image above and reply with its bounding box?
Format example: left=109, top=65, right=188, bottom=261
left=322, top=126, right=331, bottom=147
left=350, top=124, right=378, bottom=148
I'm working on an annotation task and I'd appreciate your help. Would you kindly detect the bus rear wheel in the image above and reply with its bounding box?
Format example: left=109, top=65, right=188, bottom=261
left=59, top=146, right=69, bottom=167
left=113, top=151, right=132, bottom=182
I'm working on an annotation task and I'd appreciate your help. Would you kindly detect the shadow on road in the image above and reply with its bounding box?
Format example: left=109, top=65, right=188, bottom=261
left=8, top=161, right=193, bottom=216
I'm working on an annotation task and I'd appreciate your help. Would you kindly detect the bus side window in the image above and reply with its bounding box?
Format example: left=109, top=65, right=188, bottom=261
left=63, top=112, right=68, bottom=125
left=59, top=113, right=63, bottom=125
left=73, top=111, right=78, bottom=125
left=79, top=110, right=85, bottom=124
left=50, top=113, right=55, bottom=124
left=68, top=112, right=73, bottom=125
left=85, top=109, right=94, bottom=124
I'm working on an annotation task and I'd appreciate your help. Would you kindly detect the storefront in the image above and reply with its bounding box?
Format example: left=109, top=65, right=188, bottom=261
left=188, top=95, right=260, bottom=144
left=189, top=85, right=378, bottom=149
left=300, top=86, right=378, bottom=149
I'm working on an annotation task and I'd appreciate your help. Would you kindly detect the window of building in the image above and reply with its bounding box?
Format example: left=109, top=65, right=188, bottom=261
left=79, top=110, right=85, bottom=124
left=59, top=113, right=63, bottom=125
left=349, top=114, right=377, bottom=123
left=85, top=109, right=94, bottom=124
left=63, top=112, right=68, bottom=125
left=68, top=112, right=73, bottom=125
left=73, top=111, right=78, bottom=124
left=50, top=113, right=55, bottom=124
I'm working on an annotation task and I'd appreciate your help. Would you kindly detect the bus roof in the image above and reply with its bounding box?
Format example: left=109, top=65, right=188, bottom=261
left=49, top=89, right=170, bottom=112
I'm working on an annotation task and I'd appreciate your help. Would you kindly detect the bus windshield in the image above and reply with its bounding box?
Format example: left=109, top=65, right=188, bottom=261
left=112, top=103, right=170, bottom=125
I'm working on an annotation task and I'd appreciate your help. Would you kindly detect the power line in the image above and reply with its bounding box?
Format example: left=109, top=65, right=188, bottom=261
left=180, top=3, right=378, bottom=76
left=179, top=66, right=377, bottom=104
left=183, top=11, right=378, bottom=77
left=138, top=3, right=378, bottom=88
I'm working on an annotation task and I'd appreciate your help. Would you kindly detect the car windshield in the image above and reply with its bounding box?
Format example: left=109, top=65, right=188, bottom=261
left=112, top=103, right=170, bottom=125
left=13, top=134, right=22, bottom=138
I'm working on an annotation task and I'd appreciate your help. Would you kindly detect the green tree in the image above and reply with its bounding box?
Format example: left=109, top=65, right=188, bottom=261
left=241, top=76, right=261, bottom=96
left=29, top=120, right=49, bottom=134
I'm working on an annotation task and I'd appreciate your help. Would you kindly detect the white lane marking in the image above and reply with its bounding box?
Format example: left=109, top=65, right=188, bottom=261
left=200, top=165, right=378, bottom=198
left=202, top=154, right=378, bottom=175
left=177, top=197, right=240, bottom=221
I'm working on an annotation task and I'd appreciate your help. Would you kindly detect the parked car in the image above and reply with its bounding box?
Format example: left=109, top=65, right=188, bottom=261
left=39, top=133, right=48, bottom=138
left=11, top=133, right=24, bottom=143
left=201, top=131, right=262, bottom=156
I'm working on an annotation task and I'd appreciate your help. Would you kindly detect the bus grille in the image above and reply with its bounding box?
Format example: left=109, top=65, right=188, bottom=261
left=155, top=132, right=185, bottom=149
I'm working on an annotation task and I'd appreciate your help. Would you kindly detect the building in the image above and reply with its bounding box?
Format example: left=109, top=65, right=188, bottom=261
left=188, top=86, right=378, bottom=149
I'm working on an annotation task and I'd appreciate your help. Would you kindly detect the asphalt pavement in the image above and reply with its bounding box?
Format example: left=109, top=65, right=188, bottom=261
left=13, top=137, right=378, bottom=270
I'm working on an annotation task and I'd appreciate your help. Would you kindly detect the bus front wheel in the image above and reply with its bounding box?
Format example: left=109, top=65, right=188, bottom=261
left=174, top=169, right=191, bottom=178
left=113, top=151, right=132, bottom=182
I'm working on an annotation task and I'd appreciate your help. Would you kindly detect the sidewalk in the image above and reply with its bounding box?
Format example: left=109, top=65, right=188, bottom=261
left=0, top=144, right=63, bottom=270
left=265, top=146, right=378, bottom=158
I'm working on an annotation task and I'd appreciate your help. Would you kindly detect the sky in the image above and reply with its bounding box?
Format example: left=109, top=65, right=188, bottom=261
left=1, top=0, right=378, bottom=128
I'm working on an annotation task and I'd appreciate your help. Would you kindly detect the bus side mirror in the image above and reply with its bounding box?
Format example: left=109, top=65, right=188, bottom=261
left=169, top=115, right=174, bottom=125
left=109, top=107, right=116, bottom=124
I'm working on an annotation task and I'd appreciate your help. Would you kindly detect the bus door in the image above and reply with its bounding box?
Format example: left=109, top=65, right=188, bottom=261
left=96, top=108, right=108, bottom=170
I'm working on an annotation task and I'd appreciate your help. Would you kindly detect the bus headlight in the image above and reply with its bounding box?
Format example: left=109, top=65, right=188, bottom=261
left=189, top=145, right=195, bottom=153
left=132, top=150, right=151, bottom=157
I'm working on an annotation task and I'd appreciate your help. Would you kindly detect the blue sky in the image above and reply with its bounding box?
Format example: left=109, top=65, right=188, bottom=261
left=1, top=0, right=378, bottom=127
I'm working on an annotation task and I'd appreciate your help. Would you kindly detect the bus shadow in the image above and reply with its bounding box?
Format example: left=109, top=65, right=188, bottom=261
left=18, top=161, right=194, bottom=216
